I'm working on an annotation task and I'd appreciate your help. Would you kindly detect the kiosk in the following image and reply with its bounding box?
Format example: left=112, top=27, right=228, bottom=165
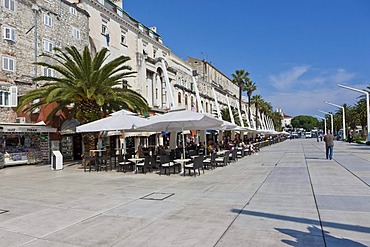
left=0, top=123, right=56, bottom=167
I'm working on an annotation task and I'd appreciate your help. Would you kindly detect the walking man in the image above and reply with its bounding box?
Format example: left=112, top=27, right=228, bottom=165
left=323, top=130, right=334, bottom=160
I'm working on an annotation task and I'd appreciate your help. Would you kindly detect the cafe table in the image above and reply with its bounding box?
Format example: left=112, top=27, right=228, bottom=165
left=128, top=157, right=144, bottom=174
left=173, top=158, right=191, bottom=176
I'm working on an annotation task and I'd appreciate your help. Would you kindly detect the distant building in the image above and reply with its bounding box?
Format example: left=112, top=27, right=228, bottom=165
left=276, top=108, right=293, bottom=128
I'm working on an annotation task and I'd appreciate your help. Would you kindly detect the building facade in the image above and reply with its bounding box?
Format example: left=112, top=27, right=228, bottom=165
left=70, top=0, right=243, bottom=116
left=188, top=57, right=239, bottom=116
left=0, top=0, right=89, bottom=122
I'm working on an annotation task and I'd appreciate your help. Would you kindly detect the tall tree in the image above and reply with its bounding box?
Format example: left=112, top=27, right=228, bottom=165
left=17, top=46, right=148, bottom=153
left=355, top=99, right=367, bottom=138
left=251, top=94, right=263, bottom=129
left=245, top=80, right=257, bottom=124
left=231, top=69, right=251, bottom=116
left=271, top=111, right=283, bottom=131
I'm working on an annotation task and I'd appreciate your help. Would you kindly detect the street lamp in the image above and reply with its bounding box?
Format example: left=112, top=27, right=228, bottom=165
left=319, top=110, right=333, bottom=134
left=324, top=101, right=346, bottom=140
left=315, top=115, right=327, bottom=135
left=337, top=84, right=370, bottom=142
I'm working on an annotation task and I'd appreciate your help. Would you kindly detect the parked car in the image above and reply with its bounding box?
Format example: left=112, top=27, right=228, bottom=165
left=305, top=132, right=312, bottom=138
left=291, top=132, right=299, bottom=138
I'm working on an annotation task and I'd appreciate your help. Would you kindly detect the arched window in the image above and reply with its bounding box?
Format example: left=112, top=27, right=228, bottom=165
left=178, top=92, right=182, bottom=104
left=205, top=102, right=208, bottom=113
left=185, top=94, right=188, bottom=106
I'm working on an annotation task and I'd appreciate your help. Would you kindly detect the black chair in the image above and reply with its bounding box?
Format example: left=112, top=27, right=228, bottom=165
left=229, top=149, right=238, bottom=163
left=98, top=153, right=113, bottom=172
left=84, top=152, right=98, bottom=172
left=184, top=156, right=204, bottom=176
left=159, top=155, right=177, bottom=175
left=117, top=154, right=133, bottom=173
left=215, top=151, right=230, bottom=167
left=203, top=152, right=216, bottom=170
left=188, top=149, right=198, bottom=157
left=136, top=156, right=153, bottom=174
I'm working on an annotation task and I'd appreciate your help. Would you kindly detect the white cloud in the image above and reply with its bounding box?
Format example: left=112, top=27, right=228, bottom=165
left=264, top=66, right=363, bottom=117
left=267, top=66, right=356, bottom=92
left=268, top=65, right=310, bottom=90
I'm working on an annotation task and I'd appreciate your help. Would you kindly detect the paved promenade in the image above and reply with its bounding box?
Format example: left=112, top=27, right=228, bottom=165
left=0, top=139, right=369, bottom=246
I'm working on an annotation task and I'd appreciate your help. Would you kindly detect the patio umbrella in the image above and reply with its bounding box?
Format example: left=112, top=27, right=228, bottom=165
left=136, top=108, right=223, bottom=158
left=76, top=114, right=147, bottom=133
left=76, top=113, right=148, bottom=155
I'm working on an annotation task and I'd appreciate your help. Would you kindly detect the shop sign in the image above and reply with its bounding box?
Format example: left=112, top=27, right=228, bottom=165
left=1, top=126, right=51, bottom=133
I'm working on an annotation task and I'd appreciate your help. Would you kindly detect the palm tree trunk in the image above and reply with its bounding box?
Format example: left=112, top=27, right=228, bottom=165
left=255, top=103, right=259, bottom=129
left=248, top=95, right=251, bottom=125
left=81, top=132, right=98, bottom=167
left=239, top=87, right=242, bottom=113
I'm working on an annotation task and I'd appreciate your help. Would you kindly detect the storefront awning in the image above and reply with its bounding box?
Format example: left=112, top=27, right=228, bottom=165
left=60, top=119, right=80, bottom=135
left=0, top=123, right=57, bottom=133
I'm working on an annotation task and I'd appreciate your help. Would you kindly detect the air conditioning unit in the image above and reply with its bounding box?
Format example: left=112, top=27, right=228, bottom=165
left=16, top=117, right=26, bottom=124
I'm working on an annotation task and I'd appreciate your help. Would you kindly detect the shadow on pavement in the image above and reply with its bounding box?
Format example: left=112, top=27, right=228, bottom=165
left=276, top=226, right=367, bottom=247
left=231, top=209, right=370, bottom=234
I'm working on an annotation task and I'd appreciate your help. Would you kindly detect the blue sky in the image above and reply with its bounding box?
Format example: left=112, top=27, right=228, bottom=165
left=124, top=0, right=370, bottom=117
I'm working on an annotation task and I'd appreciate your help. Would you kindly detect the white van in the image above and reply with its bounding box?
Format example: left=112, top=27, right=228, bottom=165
left=305, top=132, right=312, bottom=138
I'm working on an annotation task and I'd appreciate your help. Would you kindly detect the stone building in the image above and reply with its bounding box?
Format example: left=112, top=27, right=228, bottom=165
left=187, top=57, right=239, bottom=115
left=0, top=0, right=89, bottom=122
left=70, top=0, right=244, bottom=116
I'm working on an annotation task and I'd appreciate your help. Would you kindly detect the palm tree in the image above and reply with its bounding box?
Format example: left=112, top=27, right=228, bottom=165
left=245, top=80, right=257, bottom=123
left=17, top=46, right=148, bottom=153
left=231, top=69, right=251, bottom=114
left=355, top=99, right=367, bottom=138
left=271, top=111, right=283, bottom=131
left=251, top=94, right=263, bottom=129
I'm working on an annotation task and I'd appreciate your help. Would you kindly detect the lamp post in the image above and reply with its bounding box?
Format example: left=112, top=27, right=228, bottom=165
left=324, top=101, right=346, bottom=140
left=319, top=110, right=333, bottom=134
left=315, top=115, right=327, bottom=135
left=337, top=84, right=370, bottom=142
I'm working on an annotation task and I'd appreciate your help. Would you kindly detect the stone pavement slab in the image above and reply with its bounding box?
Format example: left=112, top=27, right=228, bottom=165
left=0, top=138, right=369, bottom=246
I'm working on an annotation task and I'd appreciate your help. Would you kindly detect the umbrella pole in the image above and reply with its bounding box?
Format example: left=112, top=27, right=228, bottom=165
left=204, top=131, right=207, bottom=156
left=182, top=126, right=186, bottom=159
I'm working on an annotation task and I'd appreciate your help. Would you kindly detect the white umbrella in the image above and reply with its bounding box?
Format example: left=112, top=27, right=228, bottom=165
left=76, top=114, right=148, bottom=155
left=76, top=114, right=147, bottom=133
left=136, top=108, right=223, bottom=158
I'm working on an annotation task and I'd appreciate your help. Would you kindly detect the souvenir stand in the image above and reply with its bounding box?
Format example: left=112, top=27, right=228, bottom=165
left=0, top=123, right=56, bottom=167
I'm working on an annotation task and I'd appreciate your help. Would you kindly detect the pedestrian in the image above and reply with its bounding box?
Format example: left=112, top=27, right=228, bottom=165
left=323, top=130, right=334, bottom=160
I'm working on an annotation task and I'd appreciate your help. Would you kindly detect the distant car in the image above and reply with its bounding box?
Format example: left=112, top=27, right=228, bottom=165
left=291, top=132, right=299, bottom=138
left=305, top=132, right=312, bottom=138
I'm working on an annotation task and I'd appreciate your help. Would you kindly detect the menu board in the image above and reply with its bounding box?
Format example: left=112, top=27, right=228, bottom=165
left=40, top=133, right=50, bottom=164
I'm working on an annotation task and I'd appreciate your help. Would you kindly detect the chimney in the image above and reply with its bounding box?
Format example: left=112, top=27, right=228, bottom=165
left=150, top=26, right=157, bottom=33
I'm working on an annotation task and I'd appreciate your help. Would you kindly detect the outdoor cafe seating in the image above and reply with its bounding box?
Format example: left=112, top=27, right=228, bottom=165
left=117, top=154, right=134, bottom=173
left=183, top=155, right=205, bottom=176
left=136, top=156, right=156, bottom=174
left=159, top=155, right=179, bottom=175
left=203, top=152, right=216, bottom=170
left=215, top=150, right=230, bottom=167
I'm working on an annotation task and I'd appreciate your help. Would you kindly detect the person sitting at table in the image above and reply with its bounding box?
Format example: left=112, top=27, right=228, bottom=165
left=248, top=141, right=257, bottom=155
left=157, top=145, right=165, bottom=156
left=135, top=144, right=145, bottom=158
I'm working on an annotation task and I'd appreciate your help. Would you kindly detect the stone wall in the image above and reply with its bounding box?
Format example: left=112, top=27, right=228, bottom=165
left=0, top=0, right=89, bottom=122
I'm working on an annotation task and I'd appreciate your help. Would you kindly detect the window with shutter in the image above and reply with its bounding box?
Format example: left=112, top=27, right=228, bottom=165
left=44, top=14, right=53, bottom=27
left=2, top=56, right=15, bottom=72
left=43, top=39, right=54, bottom=53
left=4, top=0, right=15, bottom=11
left=3, top=27, right=16, bottom=42
left=70, top=7, right=76, bottom=15
left=72, top=28, right=80, bottom=39
left=9, top=86, right=17, bottom=107
left=42, top=67, right=53, bottom=77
